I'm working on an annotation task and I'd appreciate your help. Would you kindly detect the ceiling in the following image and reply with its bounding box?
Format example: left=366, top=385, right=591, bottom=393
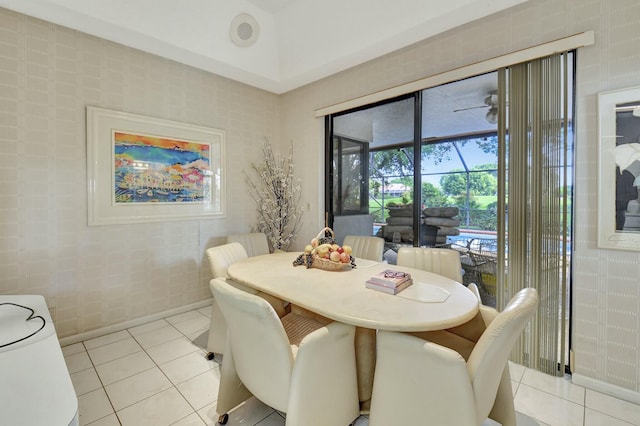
left=0, top=0, right=528, bottom=94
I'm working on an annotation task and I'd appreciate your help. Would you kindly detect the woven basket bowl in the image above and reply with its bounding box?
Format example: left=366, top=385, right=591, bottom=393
left=311, top=256, right=352, bottom=271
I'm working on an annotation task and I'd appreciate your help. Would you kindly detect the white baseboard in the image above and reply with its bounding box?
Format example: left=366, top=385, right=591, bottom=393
left=58, top=298, right=213, bottom=347
left=572, top=373, right=640, bottom=405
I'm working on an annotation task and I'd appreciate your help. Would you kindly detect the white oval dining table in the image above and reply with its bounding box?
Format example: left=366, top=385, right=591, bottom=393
left=227, top=251, right=479, bottom=332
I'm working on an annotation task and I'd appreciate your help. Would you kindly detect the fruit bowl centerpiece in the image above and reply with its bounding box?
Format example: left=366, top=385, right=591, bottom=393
left=293, top=227, right=356, bottom=271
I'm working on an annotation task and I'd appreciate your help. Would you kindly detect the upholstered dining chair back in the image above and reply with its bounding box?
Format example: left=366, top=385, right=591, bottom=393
left=205, top=242, right=249, bottom=356
left=210, top=278, right=360, bottom=426
left=227, top=232, right=270, bottom=257
left=205, top=242, right=288, bottom=357
left=206, top=242, right=248, bottom=278
left=467, top=287, right=538, bottom=422
left=343, top=235, right=385, bottom=262
left=396, top=247, right=463, bottom=282
left=467, top=282, right=482, bottom=303
left=210, top=278, right=295, bottom=410
left=370, top=287, right=538, bottom=426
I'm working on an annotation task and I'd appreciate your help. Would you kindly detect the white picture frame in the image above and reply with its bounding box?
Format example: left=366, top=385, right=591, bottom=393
left=597, top=85, right=640, bottom=250
left=86, top=106, right=225, bottom=226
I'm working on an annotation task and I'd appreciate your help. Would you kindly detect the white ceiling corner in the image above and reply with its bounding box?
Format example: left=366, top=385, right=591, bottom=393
left=0, top=0, right=528, bottom=94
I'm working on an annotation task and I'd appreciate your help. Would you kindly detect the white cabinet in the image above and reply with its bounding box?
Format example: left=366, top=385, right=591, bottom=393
left=0, top=295, right=78, bottom=426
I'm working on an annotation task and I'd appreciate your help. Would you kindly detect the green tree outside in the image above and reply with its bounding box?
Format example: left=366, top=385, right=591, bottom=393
left=440, top=165, right=497, bottom=197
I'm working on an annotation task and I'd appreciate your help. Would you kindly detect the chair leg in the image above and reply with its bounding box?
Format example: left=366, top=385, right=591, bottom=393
left=488, top=366, right=516, bottom=426
left=216, top=345, right=253, bottom=419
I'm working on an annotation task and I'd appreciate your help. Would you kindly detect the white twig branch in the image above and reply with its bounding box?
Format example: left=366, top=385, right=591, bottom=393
left=245, top=139, right=303, bottom=251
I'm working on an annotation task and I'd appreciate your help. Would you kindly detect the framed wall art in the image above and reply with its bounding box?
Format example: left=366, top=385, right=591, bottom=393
left=597, top=85, right=640, bottom=250
left=86, top=106, right=225, bottom=225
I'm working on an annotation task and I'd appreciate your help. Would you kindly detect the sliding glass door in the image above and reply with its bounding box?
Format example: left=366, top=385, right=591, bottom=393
left=326, top=73, right=503, bottom=268
left=328, top=96, right=417, bottom=245
left=324, top=52, right=575, bottom=376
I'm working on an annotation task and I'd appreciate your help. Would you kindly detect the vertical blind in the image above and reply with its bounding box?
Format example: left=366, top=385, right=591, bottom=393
left=497, top=52, right=571, bottom=375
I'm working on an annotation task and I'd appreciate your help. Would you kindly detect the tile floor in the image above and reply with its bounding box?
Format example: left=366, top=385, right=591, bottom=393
left=63, top=305, right=640, bottom=426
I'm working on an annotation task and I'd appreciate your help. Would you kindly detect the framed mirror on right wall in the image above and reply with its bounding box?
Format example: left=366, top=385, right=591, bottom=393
left=598, top=85, right=640, bottom=251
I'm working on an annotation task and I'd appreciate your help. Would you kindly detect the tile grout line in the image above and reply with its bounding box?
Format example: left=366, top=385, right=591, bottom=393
left=81, top=340, right=124, bottom=426
left=114, top=313, right=215, bottom=424
left=79, top=312, right=211, bottom=425
left=115, top=326, right=197, bottom=422
left=167, top=319, right=221, bottom=425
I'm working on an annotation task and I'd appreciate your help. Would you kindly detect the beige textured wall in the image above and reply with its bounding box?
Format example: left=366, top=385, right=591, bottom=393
left=280, top=0, right=640, bottom=393
left=0, top=8, right=280, bottom=337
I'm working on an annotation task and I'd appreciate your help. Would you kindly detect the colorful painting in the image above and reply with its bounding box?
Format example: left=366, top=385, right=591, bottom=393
left=113, top=132, right=211, bottom=204
left=87, top=106, right=224, bottom=225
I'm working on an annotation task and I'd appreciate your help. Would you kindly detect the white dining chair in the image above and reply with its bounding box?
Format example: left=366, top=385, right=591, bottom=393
left=369, top=288, right=538, bottom=426
left=210, top=278, right=360, bottom=426
left=205, top=242, right=286, bottom=359
left=343, top=235, right=385, bottom=262
left=226, top=232, right=270, bottom=257
left=396, top=246, right=463, bottom=282
left=398, top=247, right=488, bottom=307
left=467, top=282, right=482, bottom=302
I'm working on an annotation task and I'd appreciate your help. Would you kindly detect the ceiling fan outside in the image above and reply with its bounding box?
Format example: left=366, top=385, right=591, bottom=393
left=453, top=92, right=500, bottom=124
left=452, top=93, right=499, bottom=112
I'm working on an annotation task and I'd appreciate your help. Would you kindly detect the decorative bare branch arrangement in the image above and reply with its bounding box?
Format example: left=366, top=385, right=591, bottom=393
left=246, top=140, right=303, bottom=251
